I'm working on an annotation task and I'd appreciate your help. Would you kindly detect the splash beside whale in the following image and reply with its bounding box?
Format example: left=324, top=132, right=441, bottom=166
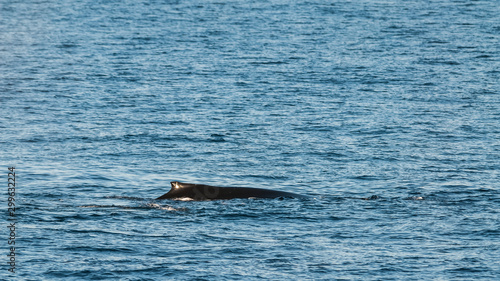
left=156, top=181, right=309, bottom=201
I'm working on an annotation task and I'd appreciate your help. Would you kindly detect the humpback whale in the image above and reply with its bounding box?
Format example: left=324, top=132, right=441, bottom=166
left=156, top=182, right=308, bottom=201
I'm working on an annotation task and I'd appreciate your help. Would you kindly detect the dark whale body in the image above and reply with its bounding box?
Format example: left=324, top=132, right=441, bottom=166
left=156, top=182, right=308, bottom=201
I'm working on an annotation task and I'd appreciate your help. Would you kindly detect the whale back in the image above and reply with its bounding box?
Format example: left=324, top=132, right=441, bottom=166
left=156, top=181, right=307, bottom=200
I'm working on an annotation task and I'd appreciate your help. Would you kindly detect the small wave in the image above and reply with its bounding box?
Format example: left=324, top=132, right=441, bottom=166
left=171, top=197, right=195, bottom=201
left=79, top=204, right=185, bottom=211
left=403, top=196, right=425, bottom=200
left=145, top=203, right=186, bottom=211
left=79, top=205, right=139, bottom=209
left=105, top=195, right=144, bottom=200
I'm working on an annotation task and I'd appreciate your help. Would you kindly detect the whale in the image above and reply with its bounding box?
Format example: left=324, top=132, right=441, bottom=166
left=156, top=181, right=309, bottom=201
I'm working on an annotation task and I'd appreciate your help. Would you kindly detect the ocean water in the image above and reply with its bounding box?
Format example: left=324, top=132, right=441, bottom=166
left=1, top=0, right=499, bottom=280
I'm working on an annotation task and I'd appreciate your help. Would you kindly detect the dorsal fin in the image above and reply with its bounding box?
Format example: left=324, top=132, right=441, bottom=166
left=170, top=181, right=191, bottom=190
left=170, top=181, right=180, bottom=190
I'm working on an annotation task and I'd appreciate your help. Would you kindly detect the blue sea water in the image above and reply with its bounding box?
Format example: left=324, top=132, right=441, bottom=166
left=1, top=0, right=499, bottom=280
